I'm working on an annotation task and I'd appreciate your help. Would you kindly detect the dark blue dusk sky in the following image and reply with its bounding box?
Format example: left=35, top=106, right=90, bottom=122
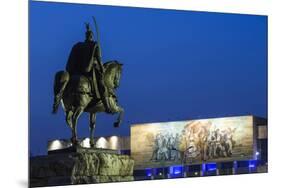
left=29, top=1, right=267, bottom=155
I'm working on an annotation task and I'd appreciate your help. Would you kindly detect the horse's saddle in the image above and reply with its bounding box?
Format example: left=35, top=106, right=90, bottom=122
left=70, top=74, right=94, bottom=95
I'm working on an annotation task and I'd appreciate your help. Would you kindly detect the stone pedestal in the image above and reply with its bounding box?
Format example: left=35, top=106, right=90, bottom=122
left=30, top=147, right=134, bottom=187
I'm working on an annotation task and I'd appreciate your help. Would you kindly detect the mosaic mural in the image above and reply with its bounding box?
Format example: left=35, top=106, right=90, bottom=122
left=131, top=116, right=254, bottom=169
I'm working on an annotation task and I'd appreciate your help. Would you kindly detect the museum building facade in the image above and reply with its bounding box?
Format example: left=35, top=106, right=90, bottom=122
left=48, top=115, right=267, bottom=180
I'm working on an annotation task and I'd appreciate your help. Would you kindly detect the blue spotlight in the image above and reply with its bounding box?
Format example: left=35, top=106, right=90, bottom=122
left=174, top=166, right=182, bottom=175
left=169, top=166, right=183, bottom=176
left=145, top=168, right=152, bottom=177
left=206, top=163, right=217, bottom=171
left=248, top=160, right=257, bottom=168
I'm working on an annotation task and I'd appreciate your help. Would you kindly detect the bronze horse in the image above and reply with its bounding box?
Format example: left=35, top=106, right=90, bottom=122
left=52, top=61, right=123, bottom=147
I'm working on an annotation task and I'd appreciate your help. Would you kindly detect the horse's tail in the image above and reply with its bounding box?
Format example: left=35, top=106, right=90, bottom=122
left=52, top=70, right=70, bottom=114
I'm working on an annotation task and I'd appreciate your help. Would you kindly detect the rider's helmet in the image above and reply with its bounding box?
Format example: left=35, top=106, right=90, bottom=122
left=85, top=23, right=94, bottom=42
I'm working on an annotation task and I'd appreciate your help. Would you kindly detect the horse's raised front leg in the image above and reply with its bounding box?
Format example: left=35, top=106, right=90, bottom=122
left=89, top=113, right=96, bottom=148
left=107, top=97, right=124, bottom=128
left=114, top=107, right=124, bottom=128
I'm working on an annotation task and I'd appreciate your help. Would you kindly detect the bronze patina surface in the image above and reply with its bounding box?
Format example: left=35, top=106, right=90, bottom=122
left=52, top=19, right=124, bottom=147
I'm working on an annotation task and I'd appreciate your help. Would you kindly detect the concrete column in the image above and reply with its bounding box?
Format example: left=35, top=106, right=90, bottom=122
left=201, top=163, right=206, bottom=176
left=184, top=165, right=188, bottom=177
left=216, top=163, right=220, bottom=175
left=167, top=173, right=171, bottom=178
left=151, top=168, right=156, bottom=180
left=232, top=161, right=238, bottom=174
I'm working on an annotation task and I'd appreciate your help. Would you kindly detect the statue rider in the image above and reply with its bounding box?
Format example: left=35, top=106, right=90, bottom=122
left=65, top=23, right=112, bottom=113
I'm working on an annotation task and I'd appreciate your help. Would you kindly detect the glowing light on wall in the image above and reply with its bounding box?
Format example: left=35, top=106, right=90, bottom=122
left=109, top=136, right=119, bottom=150
left=95, top=137, right=108, bottom=148
left=81, top=138, right=90, bottom=148
left=49, top=140, right=63, bottom=151
left=145, top=168, right=152, bottom=177
left=169, top=166, right=183, bottom=175
left=248, top=160, right=257, bottom=168
left=206, top=163, right=217, bottom=171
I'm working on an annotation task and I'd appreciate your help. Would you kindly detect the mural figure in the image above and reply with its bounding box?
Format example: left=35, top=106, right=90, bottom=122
left=151, top=133, right=181, bottom=161
left=149, top=121, right=237, bottom=164
left=150, top=133, right=160, bottom=161
left=183, top=121, right=210, bottom=162
left=158, top=134, right=169, bottom=160
left=168, top=133, right=181, bottom=161
left=205, top=127, right=237, bottom=159
left=206, top=129, right=217, bottom=159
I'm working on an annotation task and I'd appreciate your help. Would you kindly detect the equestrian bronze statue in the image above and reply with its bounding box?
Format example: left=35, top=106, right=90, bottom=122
left=52, top=20, right=124, bottom=147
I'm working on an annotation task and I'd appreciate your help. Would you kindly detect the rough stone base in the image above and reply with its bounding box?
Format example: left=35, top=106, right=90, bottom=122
left=30, top=147, right=134, bottom=187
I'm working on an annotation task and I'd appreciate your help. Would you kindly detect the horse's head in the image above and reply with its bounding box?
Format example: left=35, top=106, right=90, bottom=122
left=104, top=60, right=123, bottom=89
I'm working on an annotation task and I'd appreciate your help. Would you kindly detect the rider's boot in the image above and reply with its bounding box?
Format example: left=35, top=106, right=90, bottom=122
left=101, top=96, right=113, bottom=114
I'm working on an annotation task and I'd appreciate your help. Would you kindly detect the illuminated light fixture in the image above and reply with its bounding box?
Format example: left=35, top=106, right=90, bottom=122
left=81, top=138, right=90, bottom=148
left=256, top=151, right=260, bottom=156
left=49, top=140, right=63, bottom=151
left=95, top=137, right=108, bottom=149
left=174, top=170, right=181, bottom=175
left=249, top=164, right=255, bottom=168
left=169, top=166, right=183, bottom=175
left=109, top=136, right=119, bottom=149
left=206, top=163, right=217, bottom=171
left=248, top=160, right=256, bottom=168
left=145, top=168, right=152, bottom=177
